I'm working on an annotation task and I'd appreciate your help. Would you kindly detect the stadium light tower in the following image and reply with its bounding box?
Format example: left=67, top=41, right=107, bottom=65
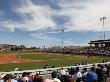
left=100, top=17, right=106, bottom=40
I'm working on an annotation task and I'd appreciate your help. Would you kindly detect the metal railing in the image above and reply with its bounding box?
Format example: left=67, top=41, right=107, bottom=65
left=0, top=62, right=110, bottom=75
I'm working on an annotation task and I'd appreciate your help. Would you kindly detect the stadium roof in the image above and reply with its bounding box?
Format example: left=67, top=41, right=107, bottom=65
left=88, top=39, right=110, bottom=44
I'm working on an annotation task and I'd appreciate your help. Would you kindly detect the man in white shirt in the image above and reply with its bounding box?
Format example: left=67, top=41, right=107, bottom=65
left=59, top=68, right=66, bottom=76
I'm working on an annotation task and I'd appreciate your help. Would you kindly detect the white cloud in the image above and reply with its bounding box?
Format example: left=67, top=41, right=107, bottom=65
left=15, top=0, right=55, bottom=31
left=0, top=0, right=55, bottom=32
left=0, top=0, right=110, bottom=32
left=56, top=0, right=110, bottom=32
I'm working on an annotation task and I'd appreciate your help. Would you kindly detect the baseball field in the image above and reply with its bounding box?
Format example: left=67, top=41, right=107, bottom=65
left=0, top=51, right=110, bottom=72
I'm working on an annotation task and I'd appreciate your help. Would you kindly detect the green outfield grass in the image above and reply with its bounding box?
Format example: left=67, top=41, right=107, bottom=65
left=0, top=52, right=110, bottom=72
left=0, top=51, right=17, bottom=54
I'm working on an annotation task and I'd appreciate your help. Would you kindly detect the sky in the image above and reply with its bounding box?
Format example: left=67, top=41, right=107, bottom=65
left=0, top=0, right=110, bottom=47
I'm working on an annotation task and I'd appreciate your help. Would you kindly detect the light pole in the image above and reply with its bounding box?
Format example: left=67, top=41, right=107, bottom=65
left=100, top=17, right=106, bottom=40
left=100, top=17, right=107, bottom=58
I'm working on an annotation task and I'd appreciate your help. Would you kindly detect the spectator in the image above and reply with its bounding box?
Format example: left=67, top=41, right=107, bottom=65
left=59, top=68, right=66, bottom=77
left=0, top=74, right=4, bottom=82
left=44, top=64, right=49, bottom=69
left=51, top=71, right=61, bottom=82
left=82, top=68, right=88, bottom=82
left=105, top=64, right=110, bottom=77
left=4, top=74, right=12, bottom=82
left=11, top=76, right=18, bottom=82
left=27, top=73, right=33, bottom=82
left=75, top=67, right=82, bottom=82
left=96, top=68, right=103, bottom=82
left=33, top=72, right=41, bottom=82
left=102, top=65, right=108, bottom=82
left=86, top=67, right=97, bottom=82
left=51, top=65, right=55, bottom=68
left=22, top=73, right=29, bottom=82
left=69, top=68, right=76, bottom=77
left=63, top=75, right=75, bottom=82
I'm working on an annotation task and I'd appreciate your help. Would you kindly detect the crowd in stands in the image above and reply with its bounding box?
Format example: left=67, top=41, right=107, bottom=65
left=44, top=46, right=110, bottom=56
left=86, top=47, right=110, bottom=56
left=0, top=63, right=110, bottom=82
